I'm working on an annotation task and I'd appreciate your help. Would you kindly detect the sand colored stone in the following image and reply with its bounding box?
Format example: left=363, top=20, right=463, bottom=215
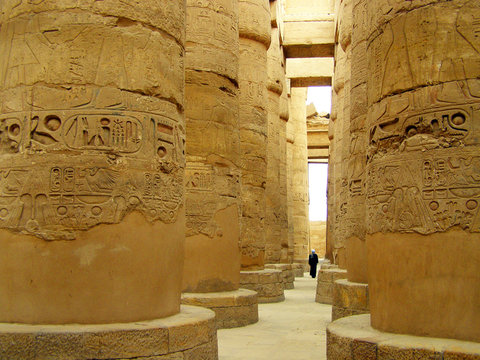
left=265, top=263, right=295, bottom=290
left=182, top=290, right=258, bottom=330
left=289, top=87, right=310, bottom=265
left=0, top=0, right=185, bottom=325
left=238, top=0, right=271, bottom=270
left=310, top=221, right=327, bottom=258
left=307, top=109, right=330, bottom=162
left=0, top=305, right=218, bottom=360
left=332, top=279, right=369, bottom=321
left=327, top=315, right=480, bottom=360
left=365, top=0, right=480, bottom=343
left=315, top=265, right=347, bottom=305
left=240, top=269, right=285, bottom=303
left=183, top=0, right=241, bottom=294
left=265, top=25, right=287, bottom=265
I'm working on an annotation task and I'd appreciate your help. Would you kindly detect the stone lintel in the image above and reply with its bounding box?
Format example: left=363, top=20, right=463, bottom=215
left=0, top=306, right=218, bottom=360
left=284, top=44, right=335, bottom=58
left=181, top=289, right=258, bottom=329
left=332, top=279, right=369, bottom=321
left=240, top=269, right=285, bottom=303
left=308, top=148, right=330, bottom=160
left=282, top=18, right=335, bottom=50
left=286, top=58, right=333, bottom=84
left=327, top=315, right=480, bottom=360
left=291, top=77, right=332, bottom=87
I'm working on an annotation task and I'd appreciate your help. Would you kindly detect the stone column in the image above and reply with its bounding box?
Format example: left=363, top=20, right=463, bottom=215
left=331, top=0, right=370, bottom=321
left=264, top=9, right=294, bottom=290
left=238, top=0, right=284, bottom=303
left=265, top=27, right=284, bottom=266
left=0, top=2, right=217, bottom=358
left=290, top=87, right=310, bottom=264
left=328, top=1, right=480, bottom=357
left=286, top=88, right=302, bottom=276
left=365, top=0, right=480, bottom=342
left=181, top=0, right=258, bottom=329
left=316, top=0, right=349, bottom=304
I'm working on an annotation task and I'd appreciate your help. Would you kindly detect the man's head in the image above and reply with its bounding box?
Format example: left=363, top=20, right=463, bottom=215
left=311, top=249, right=315, bottom=253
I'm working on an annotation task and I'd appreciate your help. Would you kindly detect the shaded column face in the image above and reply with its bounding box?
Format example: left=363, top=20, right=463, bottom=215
left=0, top=1, right=186, bottom=324
left=279, top=79, right=290, bottom=263
left=345, top=0, right=368, bottom=283
left=238, top=0, right=271, bottom=270
left=183, top=0, right=241, bottom=293
left=331, top=44, right=347, bottom=267
left=365, top=0, right=480, bottom=342
left=265, top=26, right=286, bottom=264
left=290, top=87, right=309, bottom=263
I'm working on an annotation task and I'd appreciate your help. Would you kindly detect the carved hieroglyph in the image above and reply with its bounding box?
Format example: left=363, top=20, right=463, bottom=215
left=329, top=42, right=348, bottom=267
left=365, top=0, right=480, bottom=342
left=289, top=87, right=310, bottom=263
left=0, top=4, right=185, bottom=241
left=265, top=26, right=288, bottom=264
left=0, top=1, right=186, bottom=325
left=366, top=1, right=480, bottom=236
left=238, top=0, right=271, bottom=270
left=183, top=0, right=241, bottom=293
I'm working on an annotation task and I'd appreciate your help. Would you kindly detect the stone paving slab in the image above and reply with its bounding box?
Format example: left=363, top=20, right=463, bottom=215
left=218, top=274, right=330, bottom=360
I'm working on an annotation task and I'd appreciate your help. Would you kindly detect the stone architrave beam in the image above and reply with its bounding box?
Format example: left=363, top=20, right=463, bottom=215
left=282, top=14, right=335, bottom=58
left=286, top=58, right=333, bottom=87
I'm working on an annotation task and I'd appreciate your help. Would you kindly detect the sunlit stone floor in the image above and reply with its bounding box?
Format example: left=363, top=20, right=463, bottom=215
left=218, top=274, right=331, bottom=360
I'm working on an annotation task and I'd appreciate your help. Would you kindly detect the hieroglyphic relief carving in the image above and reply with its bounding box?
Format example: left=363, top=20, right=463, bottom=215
left=0, top=110, right=184, bottom=240
left=185, top=163, right=239, bottom=238
left=367, top=3, right=480, bottom=105
left=366, top=149, right=480, bottom=234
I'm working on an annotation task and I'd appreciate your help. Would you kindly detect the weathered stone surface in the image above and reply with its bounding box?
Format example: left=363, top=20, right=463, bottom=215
left=181, top=289, right=258, bottom=329
left=310, top=221, right=327, bottom=258
left=183, top=0, right=241, bottom=295
left=265, top=263, right=295, bottom=290
left=238, top=0, right=270, bottom=270
left=332, top=279, right=369, bottom=321
left=316, top=268, right=347, bottom=304
left=365, top=0, right=480, bottom=343
left=327, top=315, right=480, bottom=360
left=240, top=269, right=285, bottom=303
left=265, top=25, right=288, bottom=265
left=0, top=306, right=218, bottom=360
left=289, top=87, right=310, bottom=264
left=0, top=0, right=186, bottom=325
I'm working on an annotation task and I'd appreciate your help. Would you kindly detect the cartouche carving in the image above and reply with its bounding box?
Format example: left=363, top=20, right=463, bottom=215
left=0, top=110, right=184, bottom=240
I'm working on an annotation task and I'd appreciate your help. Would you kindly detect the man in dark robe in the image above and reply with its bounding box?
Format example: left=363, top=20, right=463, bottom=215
left=308, top=249, right=319, bottom=278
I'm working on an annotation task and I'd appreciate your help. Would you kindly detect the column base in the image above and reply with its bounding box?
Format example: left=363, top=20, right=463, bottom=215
left=181, top=289, right=258, bottom=329
left=240, top=269, right=285, bottom=303
left=292, top=263, right=306, bottom=277
left=265, top=263, right=295, bottom=289
left=327, top=314, right=480, bottom=360
left=332, top=279, right=369, bottom=321
left=0, top=305, right=217, bottom=360
left=315, top=266, right=347, bottom=304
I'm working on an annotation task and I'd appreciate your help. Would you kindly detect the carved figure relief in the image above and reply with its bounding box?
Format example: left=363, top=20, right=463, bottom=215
left=367, top=151, right=480, bottom=234
left=0, top=110, right=184, bottom=240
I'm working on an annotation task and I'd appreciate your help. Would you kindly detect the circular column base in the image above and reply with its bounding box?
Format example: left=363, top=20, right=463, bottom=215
left=316, top=267, right=347, bottom=305
left=181, top=289, right=258, bottom=329
left=292, top=263, right=306, bottom=277
left=332, top=279, right=369, bottom=321
left=265, top=263, right=295, bottom=289
left=240, top=269, right=285, bottom=303
left=327, top=314, right=480, bottom=360
left=0, top=305, right=218, bottom=360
